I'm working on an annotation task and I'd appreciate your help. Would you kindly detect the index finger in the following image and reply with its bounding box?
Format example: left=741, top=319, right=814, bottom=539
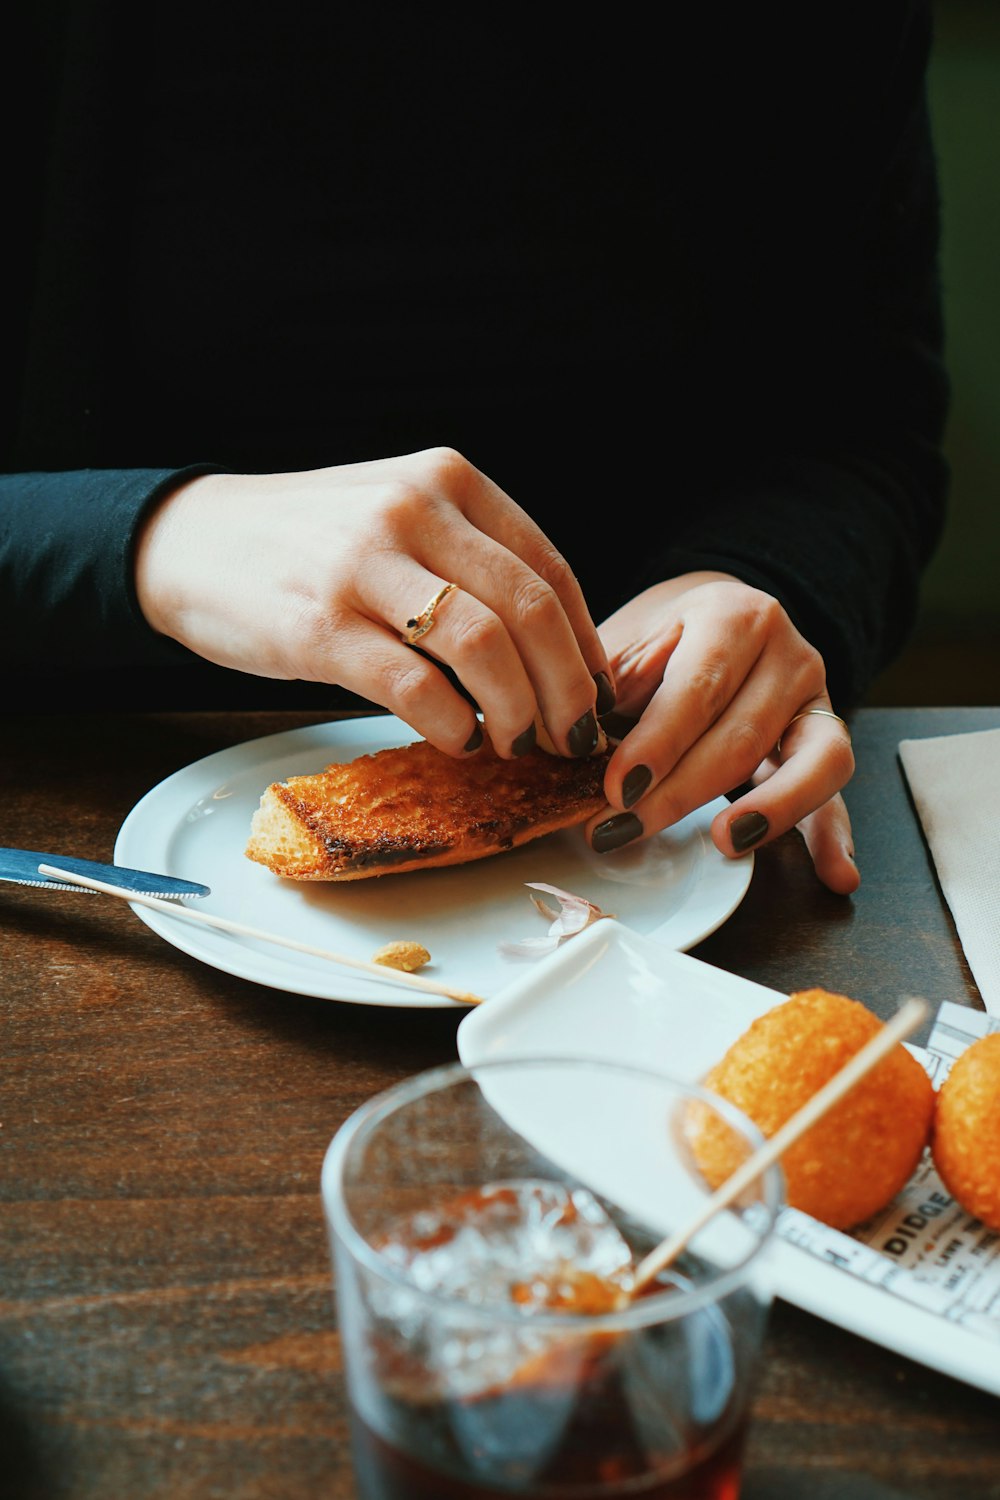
left=442, top=455, right=617, bottom=745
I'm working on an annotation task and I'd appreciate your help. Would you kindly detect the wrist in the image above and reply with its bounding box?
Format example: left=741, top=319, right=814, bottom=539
left=134, top=472, right=231, bottom=637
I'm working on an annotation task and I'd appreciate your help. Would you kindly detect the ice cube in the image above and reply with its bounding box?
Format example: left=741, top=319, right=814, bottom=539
left=376, top=1178, right=634, bottom=1310
left=367, top=1179, right=635, bottom=1400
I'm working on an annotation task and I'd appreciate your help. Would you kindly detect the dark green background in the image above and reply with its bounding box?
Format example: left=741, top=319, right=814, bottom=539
left=874, top=2, right=1000, bottom=703
left=926, top=1, right=1000, bottom=629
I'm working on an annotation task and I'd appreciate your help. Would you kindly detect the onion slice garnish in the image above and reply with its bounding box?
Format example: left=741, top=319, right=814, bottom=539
left=498, top=882, right=614, bottom=957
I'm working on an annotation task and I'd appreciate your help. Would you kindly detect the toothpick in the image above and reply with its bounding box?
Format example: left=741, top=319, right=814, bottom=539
left=629, top=994, right=930, bottom=1296
left=38, top=864, right=485, bottom=1006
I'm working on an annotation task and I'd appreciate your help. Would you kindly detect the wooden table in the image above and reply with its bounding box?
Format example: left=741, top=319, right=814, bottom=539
left=2, top=706, right=999, bottom=1500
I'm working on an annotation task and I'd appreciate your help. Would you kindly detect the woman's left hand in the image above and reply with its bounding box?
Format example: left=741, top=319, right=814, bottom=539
left=588, top=573, right=860, bottom=895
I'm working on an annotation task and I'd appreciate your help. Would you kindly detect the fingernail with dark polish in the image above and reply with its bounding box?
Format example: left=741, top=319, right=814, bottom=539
left=622, top=764, right=652, bottom=809
left=730, top=811, right=769, bottom=853
left=594, top=672, right=616, bottom=716
left=592, top=812, right=643, bottom=854
left=511, top=724, right=537, bottom=757
left=463, top=725, right=484, bottom=753
left=568, top=710, right=599, bottom=758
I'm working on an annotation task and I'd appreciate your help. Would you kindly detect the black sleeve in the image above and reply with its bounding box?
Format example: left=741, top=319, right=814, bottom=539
left=0, top=9, right=231, bottom=689
left=627, top=5, right=949, bottom=712
left=0, top=465, right=220, bottom=670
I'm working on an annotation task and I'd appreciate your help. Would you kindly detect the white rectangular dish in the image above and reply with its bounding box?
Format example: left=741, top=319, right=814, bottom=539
left=458, top=920, right=1000, bottom=1397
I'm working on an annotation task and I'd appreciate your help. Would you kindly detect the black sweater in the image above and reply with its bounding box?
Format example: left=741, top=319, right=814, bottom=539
left=2, top=3, right=949, bottom=711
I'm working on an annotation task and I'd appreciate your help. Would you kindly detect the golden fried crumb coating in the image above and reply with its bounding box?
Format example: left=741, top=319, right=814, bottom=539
left=684, top=987, right=935, bottom=1231
left=931, top=1032, right=1000, bottom=1232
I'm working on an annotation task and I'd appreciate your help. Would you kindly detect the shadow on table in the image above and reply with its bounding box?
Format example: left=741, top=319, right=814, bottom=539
left=0, top=1377, right=55, bottom=1500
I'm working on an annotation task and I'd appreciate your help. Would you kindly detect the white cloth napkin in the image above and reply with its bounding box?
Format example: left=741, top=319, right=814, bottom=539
left=898, top=727, right=1000, bottom=1017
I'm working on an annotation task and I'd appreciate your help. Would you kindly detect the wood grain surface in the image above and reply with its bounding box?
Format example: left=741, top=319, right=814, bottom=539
left=2, top=707, right=998, bottom=1500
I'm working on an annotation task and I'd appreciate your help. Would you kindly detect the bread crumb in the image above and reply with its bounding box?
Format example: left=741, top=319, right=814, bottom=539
left=372, top=940, right=431, bottom=973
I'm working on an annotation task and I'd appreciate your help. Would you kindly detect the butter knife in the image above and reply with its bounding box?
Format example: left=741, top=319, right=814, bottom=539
left=0, top=847, right=210, bottom=899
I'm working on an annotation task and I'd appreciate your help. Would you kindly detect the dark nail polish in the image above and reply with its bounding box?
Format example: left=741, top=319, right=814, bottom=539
left=463, top=725, right=484, bottom=753
left=730, top=811, right=769, bottom=853
left=622, top=764, right=652, bottom=809
left=568, top=709, right=599, bottom=758
left=599, top=710, right=639, bottom=743
left=591, top=812, right=643, bottom=854
left=511, top=724, right=537, bottom=757
left=594, top=672, right=616, bottom=716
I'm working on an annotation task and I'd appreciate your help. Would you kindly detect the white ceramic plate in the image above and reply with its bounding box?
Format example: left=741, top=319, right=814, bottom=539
left=458, top=920, right=1000, bottom=1398
left=114, top=716, right=753, bottom=1007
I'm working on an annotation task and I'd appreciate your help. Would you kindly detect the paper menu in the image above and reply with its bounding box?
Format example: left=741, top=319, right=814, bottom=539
left=782, top=1001, right=1000, bottom=1345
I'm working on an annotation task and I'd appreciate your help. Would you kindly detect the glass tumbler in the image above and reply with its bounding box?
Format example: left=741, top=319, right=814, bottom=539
left=321, top=1056, right=781, bottom=1499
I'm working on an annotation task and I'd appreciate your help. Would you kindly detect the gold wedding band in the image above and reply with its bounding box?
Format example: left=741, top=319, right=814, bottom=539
left=401, top=582, right=457, bottom=646
left=776, top=707, right=850, bottom=758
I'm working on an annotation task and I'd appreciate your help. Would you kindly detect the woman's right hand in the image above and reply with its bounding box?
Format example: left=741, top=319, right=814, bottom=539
left=134, top=447, right=615, bottom=758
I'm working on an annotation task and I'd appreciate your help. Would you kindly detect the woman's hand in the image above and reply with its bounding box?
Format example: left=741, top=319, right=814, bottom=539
left=135, top=449, right=614, bottom=759
left=586, top=573, right=859, bottom=895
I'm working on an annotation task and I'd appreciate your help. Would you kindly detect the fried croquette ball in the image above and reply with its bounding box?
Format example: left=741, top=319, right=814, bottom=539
left=931, top=1032, right=1000, bottom=1232
left=684, top=988, right=935, bottom=1231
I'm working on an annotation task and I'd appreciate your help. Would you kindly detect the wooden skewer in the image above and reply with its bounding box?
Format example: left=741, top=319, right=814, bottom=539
left=629, top=994, right=929, bottom=1297
left=38, top=864, right=485, bottom=1007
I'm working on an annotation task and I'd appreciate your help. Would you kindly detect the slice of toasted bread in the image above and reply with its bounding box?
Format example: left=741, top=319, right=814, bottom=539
left=245, top=732, right=613, bottom=881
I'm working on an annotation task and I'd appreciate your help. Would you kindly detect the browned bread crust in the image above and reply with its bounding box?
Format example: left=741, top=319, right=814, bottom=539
left=245, top=734, right=614, bottom=881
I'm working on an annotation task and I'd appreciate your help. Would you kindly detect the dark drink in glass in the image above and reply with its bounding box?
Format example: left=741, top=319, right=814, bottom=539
left=349, top=1346, right=748, bottom=1498
left=322, top=1060, right=779, bottom=1499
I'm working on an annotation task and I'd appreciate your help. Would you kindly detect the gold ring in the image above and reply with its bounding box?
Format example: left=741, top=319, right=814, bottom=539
left=776, top=708, right=850, bottom=757
left=402, top=582, right=457, bottom=646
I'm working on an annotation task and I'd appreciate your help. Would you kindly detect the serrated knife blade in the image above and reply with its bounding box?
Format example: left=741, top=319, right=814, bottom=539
left=0, top=847, right=210, bottom=899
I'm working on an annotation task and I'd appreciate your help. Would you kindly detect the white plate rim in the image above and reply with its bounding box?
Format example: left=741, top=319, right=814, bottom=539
left=114, top=716, right=753, bottom=1008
